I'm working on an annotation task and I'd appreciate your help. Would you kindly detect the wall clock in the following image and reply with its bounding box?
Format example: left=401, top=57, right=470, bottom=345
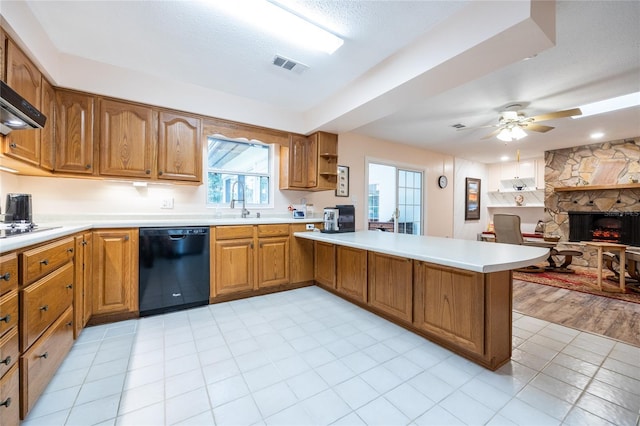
left=438, top=175, right=448, bottom=189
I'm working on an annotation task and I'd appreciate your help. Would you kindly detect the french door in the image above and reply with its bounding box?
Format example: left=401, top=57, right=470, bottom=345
left=367, top=162, right=423, bottom=235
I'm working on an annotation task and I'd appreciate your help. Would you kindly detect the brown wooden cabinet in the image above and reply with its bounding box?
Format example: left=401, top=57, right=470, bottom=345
left=40, top=79, right=55, bottom=171
left=92, top=229, right=138, bottom=318
left=0, top=364, right=19, bottom=426
left=100, top=99, right=157, bottom=179
left=4, top=39, right=42, bottom=166
left=314, top=241, right=336, bottom=289
left=289, top=224, right=315, bottom=284
left=157, top=111, right=201, bottom=182
left=0, top=29, right=5, bottom=83
left=413, top=261, right=485, bottom=354
left=212, top=226, right=255, bottom=297
left=368, top=252, right=413, bottom=323
left=55, top=90, right=96, bottom=174
left=280, top=131, right=337, bottom=191
left=74, top=233, right=92, bottom=338
left=336, top=246, right=367, bottom=303
left=257, top=225, right=289, bottom=288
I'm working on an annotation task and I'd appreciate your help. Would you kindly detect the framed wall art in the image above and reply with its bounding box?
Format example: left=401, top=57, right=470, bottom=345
left=336, top=165, right=349, bottom=197
left=465, top=177, right=481, bottom=220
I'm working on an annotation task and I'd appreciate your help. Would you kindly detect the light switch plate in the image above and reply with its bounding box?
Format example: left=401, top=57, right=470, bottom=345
left=161, top=198, right=174, bottom=209
left=306, top=224, right=315, bottom=230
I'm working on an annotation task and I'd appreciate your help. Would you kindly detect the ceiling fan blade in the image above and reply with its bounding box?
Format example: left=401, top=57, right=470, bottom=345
left=481, top=128, right=501, bottom=140
left=456, top=124, right=497, bottom=131
left=528, top=108, right=582, bottom=122
left=524, top=123, right=554, bottom=133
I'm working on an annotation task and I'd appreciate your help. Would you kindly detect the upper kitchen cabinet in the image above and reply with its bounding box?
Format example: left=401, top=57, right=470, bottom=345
left=55, top=90, right=96, bottom=175
left=4, top=39, right=42, bottom=166
left=100, top=99, right=157, bottom=179
left=280, top=131, right=338, bottom=191
left=0, top=28, right=5, bottom=82
left=39, top=78, right=55, bottom=171
left=157, top=111, right=202, bottom=182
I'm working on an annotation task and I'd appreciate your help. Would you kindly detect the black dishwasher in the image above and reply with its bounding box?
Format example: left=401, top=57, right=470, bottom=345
left=139, top=227, right=210, bottom=316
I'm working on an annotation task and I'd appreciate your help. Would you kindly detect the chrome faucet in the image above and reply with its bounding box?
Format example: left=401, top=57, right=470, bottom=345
left=230, top=181, right=250, bottom=218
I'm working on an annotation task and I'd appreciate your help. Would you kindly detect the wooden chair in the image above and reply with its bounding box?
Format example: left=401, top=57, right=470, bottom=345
left=493, top=214, right=582, bottom=273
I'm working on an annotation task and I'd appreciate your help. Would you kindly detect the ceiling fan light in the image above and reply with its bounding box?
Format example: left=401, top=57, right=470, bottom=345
left=511, top=126, right=527, bottom=140
left=497, top=128, right=513, bottom=142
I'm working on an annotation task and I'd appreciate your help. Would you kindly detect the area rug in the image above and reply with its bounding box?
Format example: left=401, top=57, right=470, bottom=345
left=512, top=270, right=640, bottom=304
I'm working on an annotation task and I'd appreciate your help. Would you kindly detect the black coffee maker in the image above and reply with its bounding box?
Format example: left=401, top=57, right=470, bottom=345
left=4, top=193, right=32, bottom=223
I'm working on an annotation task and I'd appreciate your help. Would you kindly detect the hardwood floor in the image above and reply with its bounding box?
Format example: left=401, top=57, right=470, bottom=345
left=512, top=278, right=640, bottom=347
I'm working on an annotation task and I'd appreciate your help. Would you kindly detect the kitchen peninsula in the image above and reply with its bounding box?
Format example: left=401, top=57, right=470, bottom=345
left=295, top=230, right=549, bottom=370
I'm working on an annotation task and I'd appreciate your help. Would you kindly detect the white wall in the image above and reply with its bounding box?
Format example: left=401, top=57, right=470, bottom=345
left=453, top=157, right=489, bottom=240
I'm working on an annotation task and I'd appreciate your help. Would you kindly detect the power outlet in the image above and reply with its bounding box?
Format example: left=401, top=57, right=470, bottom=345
left=306, top=224, right=315, bottom=230
left=160, top=198, right=174, bottom=209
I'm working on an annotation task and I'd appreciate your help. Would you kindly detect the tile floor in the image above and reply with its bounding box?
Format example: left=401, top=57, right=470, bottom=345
left=22, top=286, right=640, bottom=426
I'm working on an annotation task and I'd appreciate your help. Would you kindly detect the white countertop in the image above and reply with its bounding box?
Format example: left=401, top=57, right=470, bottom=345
left=0, top=216, right=322, bottom=253
left=294, top=230, right=550, bottom=273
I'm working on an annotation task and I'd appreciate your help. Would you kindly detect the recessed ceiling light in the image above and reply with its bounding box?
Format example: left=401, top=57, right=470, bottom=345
left=573, top=92, right=640, bottom=118
left=500, top=156, right=510, bottom=161
left=210, top=0, right=343, bottom=54
left=590, top=132, right=605, bottom=139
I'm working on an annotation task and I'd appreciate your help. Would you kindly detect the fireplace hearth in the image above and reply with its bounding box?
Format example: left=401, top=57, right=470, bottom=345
left=569, top=211, right=640, bottom=247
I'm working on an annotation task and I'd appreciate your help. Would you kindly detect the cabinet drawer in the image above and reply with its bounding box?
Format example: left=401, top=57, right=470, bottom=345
left=0, top=364, right=19, bottom=426
left=0, top=254, right=18, bottom=296
left=257, top=224, right=289, bottom=238
left=21, top=262, right=74, bottom=351
left=0, top=291, right=18, bottom=338
left=20, top=307, right=74, bottom=419
left=0, top=328, right=19, bottom=379
left=22, top=238, right=74, bottom=285
left=215, top=226, right=254, bottom=240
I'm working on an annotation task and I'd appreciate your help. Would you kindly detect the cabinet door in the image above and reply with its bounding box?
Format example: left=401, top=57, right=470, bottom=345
left=289, top=134, right=309, bottom=188
left=314, top=241, right=335, bottom=289
left=55, top=90, right=96, bottom=174
left=92, top=229, right=138, bottom=316
left=0, top=29, right=5, bottom=82
left=214, top=239, right=254, bottom=296
left=368, top=252, right=413, bottom=322
left=74, top=232, right=93, bottom=337
left=4, top=39, right=42, bottom=166
left=290, top=224, right=314, bottom=284
left=413, top=261, right=484, bottom=354
left=100, top=99, right=156, bottom=179
left=158, top=111, right=201, bottom=182
left=40, top=78, right=56, bottom=171
left=258, top=237, right=289, bottom=288
left=336, top=246, right=367, bottom=303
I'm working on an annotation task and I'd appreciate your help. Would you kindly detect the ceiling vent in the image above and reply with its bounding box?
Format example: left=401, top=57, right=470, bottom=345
left=272, top=55, right=309, bottom=74
left=451, top=123, right=466, bottom=129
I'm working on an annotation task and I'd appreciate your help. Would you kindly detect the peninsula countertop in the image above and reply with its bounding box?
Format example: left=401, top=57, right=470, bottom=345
left=294, top=230, right=549, bottom=273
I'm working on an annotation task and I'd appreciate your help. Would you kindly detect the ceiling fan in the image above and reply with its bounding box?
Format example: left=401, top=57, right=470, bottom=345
left=463, top=104, right=583, bottom=141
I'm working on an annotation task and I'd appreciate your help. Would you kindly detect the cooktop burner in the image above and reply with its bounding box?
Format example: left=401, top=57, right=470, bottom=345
left=0, top=222, right=60, bottom=238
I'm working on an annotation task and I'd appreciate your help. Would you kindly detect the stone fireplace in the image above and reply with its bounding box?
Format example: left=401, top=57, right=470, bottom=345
left=544, top=138, right=640, bottom=267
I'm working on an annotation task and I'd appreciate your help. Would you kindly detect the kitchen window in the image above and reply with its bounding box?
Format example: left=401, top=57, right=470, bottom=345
left=206, top=137, right=273, bottom=207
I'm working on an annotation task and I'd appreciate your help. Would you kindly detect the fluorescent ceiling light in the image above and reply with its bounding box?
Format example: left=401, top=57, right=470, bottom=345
left=211, top=0, right=343, bottom=54
left=573, top=92, right=640, bottom=118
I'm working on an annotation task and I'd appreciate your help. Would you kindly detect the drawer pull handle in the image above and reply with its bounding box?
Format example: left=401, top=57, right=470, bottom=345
left=66, top=321, right=73, bottom=327
left=0, top=272, right=10, bottom=281
left=0, top=314, right=10, bottom=323
left=40, top=305, right=49, bottom=312
left=67, top=248, right=74, bottom=253
left=0, top=397, right=11, bottom=408
left=38, top=352, right=48, bottom=359
left=66, top=284, right=73, bottom=289
left=40, top=259, right=49, bottom=266
left=1, top=356, right=11, bottom=365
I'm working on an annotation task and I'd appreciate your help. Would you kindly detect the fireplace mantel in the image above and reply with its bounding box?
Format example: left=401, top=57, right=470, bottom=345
left=554, top=183, right=640, bottom=192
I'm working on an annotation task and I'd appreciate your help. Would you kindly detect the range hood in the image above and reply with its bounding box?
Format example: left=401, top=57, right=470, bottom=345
left=0, top=80, right=46, bottom=135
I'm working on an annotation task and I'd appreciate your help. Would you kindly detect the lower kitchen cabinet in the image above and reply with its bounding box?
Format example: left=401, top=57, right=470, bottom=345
left=336, top=246, right=367, bottom=303
left=289, top=224, right=315, bottom=284
left=368, top=252, right=413, bottom=323
left=74, top=232, right=93, bottom=338
left=0, top=363, right=19, bottom=426
left=91, top=229, right=138, bottom=320
left=257, top=224, right=289, bottom=288
left=413, top=261, right=485, bottom=354
left=212, top=226, right=255, bottom=298
left=314, top=241, right=336, bottom=289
